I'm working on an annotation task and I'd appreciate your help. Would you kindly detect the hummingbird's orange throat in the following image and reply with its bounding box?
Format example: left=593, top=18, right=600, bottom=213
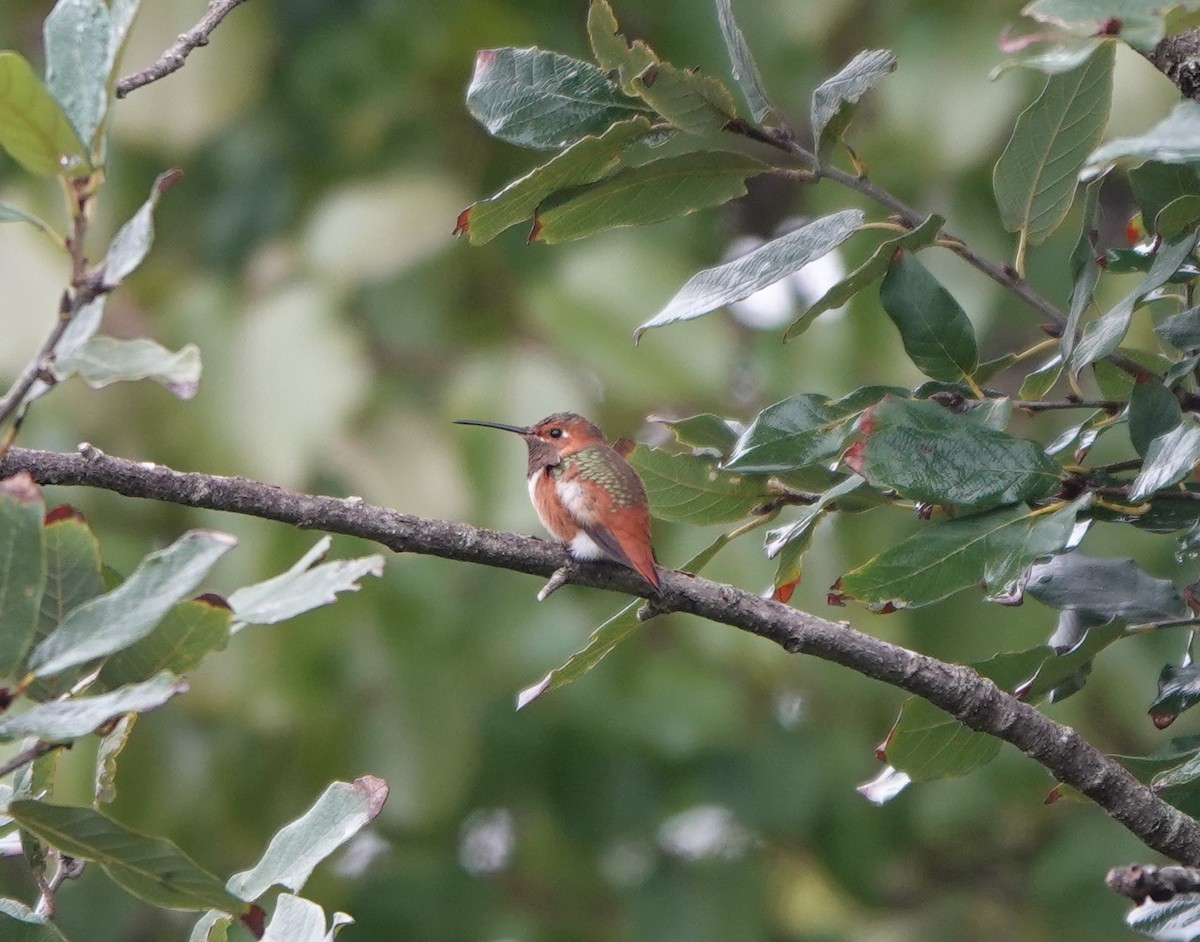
left=455, top=413, right=660, bottom=590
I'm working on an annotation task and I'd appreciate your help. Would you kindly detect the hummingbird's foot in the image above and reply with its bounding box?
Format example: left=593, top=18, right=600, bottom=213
left=537, top=566, right=572, bottom=601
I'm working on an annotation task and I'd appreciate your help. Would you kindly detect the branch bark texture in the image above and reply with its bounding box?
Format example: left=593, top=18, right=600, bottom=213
left=3, top=444, right=1200, bottom=864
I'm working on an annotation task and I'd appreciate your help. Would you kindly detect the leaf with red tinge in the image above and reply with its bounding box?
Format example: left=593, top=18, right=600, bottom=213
left=456, top=117, right=651, bottom=244
left=772, top=578, right=799, bottom=603
left=1150, top=663, right=1200, bottom=725
left=44, top=504, right=84, bottom=525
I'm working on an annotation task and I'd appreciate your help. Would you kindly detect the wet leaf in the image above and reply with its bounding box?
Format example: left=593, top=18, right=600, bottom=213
left=879, top=252, right=978, bottom=382
left=636, top=209, right=864, bottom=338
left=532, top=151, right=767, bottom=243
left=993, top=43, right=1112, bottom=245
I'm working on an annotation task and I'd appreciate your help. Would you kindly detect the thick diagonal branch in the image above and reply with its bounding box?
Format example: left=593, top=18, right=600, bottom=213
left=3, top=444, right=1199, bottom=863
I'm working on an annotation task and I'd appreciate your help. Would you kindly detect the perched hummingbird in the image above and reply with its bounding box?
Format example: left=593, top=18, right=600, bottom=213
left=455, top=412, right=660, bottom=590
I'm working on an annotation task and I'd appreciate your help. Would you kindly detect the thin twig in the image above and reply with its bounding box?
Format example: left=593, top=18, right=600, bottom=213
left=726, top=121, right=1151, bottom=380
left=0, top=740, right=64, bottom=779
left=1014, top=399, right=1125, bottom=412
left=115, top=0, right=252, bottom=98
left=3, top=443, right=1200, bottom=864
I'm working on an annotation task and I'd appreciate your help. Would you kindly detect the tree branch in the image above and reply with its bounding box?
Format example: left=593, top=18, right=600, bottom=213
left=115, top=0, right=252, bottom=99
left=2, top=444, right=1199, bottom=863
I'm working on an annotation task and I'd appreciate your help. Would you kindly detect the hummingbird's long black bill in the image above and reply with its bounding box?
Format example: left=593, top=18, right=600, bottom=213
left=454, top=419, right=531, bottom=435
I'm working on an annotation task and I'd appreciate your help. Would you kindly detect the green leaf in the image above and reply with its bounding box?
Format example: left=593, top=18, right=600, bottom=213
left=1151, top=663, right=1200, bottom=723
left=0, top=203, right=57, bottom=241
left=94, top=713, right=136, bottom=805
left=843, top=397, right=1062, bottom=509
left=1070, top=231, right=1198, bottom=372
left=0, top=898, right=70, bottom=942
left=28, top=507, right=104, bottom=701
left=9, top=799, right=249, bottom=915
left=883, top=698, right=1001, bottom=781
left=635, top=209, right=864, bottom=338
left=43, top=0, right=111, bottom=149
left=28, top=530, right=237, bottom=678
left=628, top=447, right=772, bottom=524
left=0, top=671, right=184, bottom=741
left=991, top=37, right=1103, bottom=77
left=0, top=474, right=45, bottom=679
left=227, top=537, right=384, bottom=631
left=1130, top=420, right=1200, bottom=502
left=1129, top=161, right=1200, bottom=232
left=55, top=336, right=202, bottom=399
left=1087, top=101, right=1200, bottom=169
left=714, top=0, right=774, bottom=122
left=878, top=252, right=979, bottom=382
left=992, top=43, right=1113, bottom=245
left=1155, top=194, right=1200, bottom=240
left=1016, top=621, right=1125, bottom=703
left=465, top=47, right=645, bottom=150
left=650, top=413, right=741, bottom=454
left=1129, top=381, right=1183, bottom=457
left=455, top=117, right=651, bottom=244
left=584, top=2, right=736, bottom=135
left=834, top=496, right=1088, bottom=609
left=766, top=475, right=870, bottom=592
left=0, top=51, right=88, bottom=177
left=1157, top=305, right=1200, bottom=349
left=227, top=775, right=389, bottom=901
left=102, top=168, right=180, bottom=288
left=189, top=912, right=233, bottom=942
left=517, top=529, right=742, bottom=707
left=784, top=214, right=944, bottom=340
left=810, top=49, right=897, bottom=155
left=1061, top=173, right=1104, bottom=364
left=531, top=150, right=768, bottom=243
left=96, top=597, right=231, bottom=690
left=1018, top=354, right=1063, bottom=400
left=725, top=387, right=900, bottom=473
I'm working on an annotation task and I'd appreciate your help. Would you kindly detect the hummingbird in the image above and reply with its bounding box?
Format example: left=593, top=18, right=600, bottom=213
left=455, top=412, right=660, bottom=591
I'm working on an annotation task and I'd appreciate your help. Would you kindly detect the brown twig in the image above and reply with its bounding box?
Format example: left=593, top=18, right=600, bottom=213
left=3, top=444, right=1200, bottom=864
left=1014, top=399, right=1125, bottom=412
left=0, top=739, right=64, bottom=779
left=1108, top=863, right=1200, bottom=904
left=115, top=0, right=252, bottom=98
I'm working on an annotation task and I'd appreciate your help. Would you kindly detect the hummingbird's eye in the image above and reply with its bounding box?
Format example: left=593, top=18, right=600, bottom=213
left=548, top=427, right=564, bottom=439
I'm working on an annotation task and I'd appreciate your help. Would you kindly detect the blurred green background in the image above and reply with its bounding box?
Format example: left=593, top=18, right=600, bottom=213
left=0, top=0, right=1193, bottom=939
